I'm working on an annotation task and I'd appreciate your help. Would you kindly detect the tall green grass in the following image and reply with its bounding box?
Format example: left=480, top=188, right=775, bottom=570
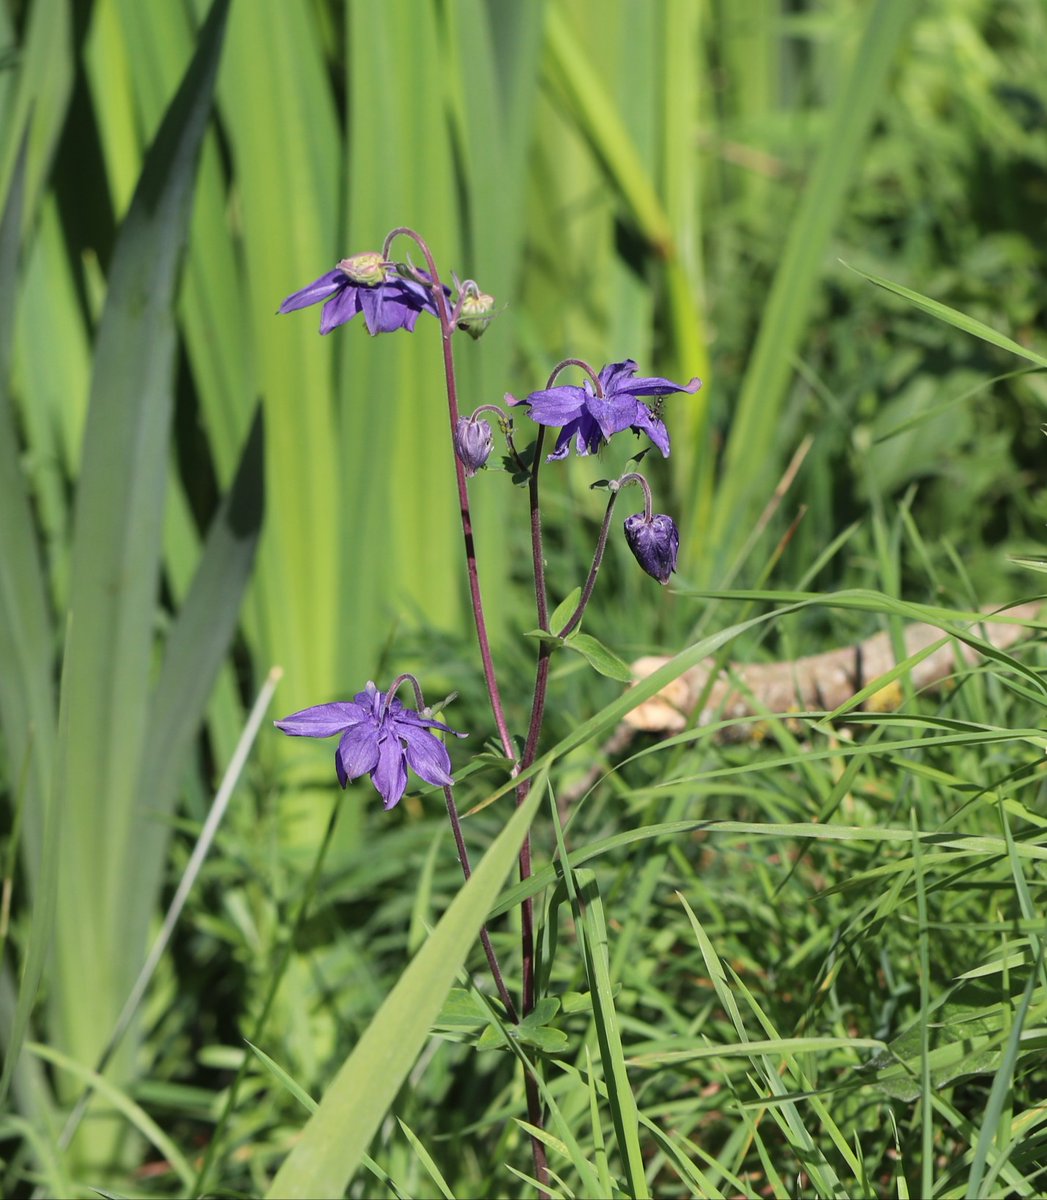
left=2, top=0, right=1047, bottom=1195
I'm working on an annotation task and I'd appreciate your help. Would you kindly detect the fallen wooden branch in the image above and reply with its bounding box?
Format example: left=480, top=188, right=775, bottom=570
left=557, top=603, right=1042, bottom=814
left=625, top=602, right=1042, bottom=737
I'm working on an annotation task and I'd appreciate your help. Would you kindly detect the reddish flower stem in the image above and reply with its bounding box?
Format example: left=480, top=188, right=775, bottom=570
left=384, top=228, right=515, bottom=764
left=442, top=785, right=518, bottom=1022
left=386, top=227, right=548, bottom=1192
left=556, top=488, right=619, bottom=638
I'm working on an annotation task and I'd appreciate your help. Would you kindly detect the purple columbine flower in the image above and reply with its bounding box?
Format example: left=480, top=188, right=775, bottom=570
left=454, top=415, right=494, bottom=476
left=278, top=251, right=440, bottom=336
left=624, top=512, right=680, bottom=584
left=275, top=681, right=466, bottom=809
left=509, top=360, right=701, bottom=461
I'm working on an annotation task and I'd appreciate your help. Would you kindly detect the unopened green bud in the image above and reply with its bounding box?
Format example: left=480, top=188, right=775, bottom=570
left=457, top=288, right=496, bottom=340
left=337, top=251, right=386, bottom=285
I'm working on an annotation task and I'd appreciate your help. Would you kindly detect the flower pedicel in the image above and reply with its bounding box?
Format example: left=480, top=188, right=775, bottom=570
left=275, top=227, right=701, bottom=1188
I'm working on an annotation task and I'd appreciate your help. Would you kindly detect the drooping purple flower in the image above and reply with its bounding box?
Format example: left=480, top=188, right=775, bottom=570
left=508, top=360, right=701, bottom=461
left=624, top=512, right=680, bottom=584
left=454, top=415, right=494, bottom=476
left=275, top=681, right=466, bottom=809
left=278, top=251, right=441, bottom=336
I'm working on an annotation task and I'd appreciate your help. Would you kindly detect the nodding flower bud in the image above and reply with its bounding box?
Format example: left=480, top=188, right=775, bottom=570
left=337, top=251, right=387, bottom=285
left=457, top=288, right=496, bottom=340
left=454, top=415, right=494, bottom=477
left=623, top=512, right=679, bottom=584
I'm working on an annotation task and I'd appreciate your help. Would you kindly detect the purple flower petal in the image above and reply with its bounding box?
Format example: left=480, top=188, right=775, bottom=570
left=518, top=360, right=701, bottom=461
left=336, top=722, right=382, bottom=784
left=399, top=724, right=453, bottom=787
left=598, top=360, right=639, bottom=391
left=373, top=735, right=409, bottom=809
left=600, top=359, right=701, bottom=398
left=586, top=393, right=640, bottom=441
left=524, top=385, right=588, bottom=426
left=395, top=709, right=466, bottom=737
left=546, top=413, right=604, bottom=460
left=320, top=285, right=364, bottom=334
left=625, top=373, right=700, bottom=396
left=357, top=285, right=385, bottom=335
left=275, top=700, right=368, bottom=738
left=275, top=680, right=466, bottom=806
left=278, top=270, right=347, bottom=314
left=630, top=406, right=672, bottom=457
left=354, top=681, right=384, bottom=713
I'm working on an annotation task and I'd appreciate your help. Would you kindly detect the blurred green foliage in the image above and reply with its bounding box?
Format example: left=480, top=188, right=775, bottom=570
left=2, top=0, right=1047, bottom=1195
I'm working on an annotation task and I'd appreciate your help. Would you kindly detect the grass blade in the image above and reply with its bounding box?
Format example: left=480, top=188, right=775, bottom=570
left=126, top=406, right=264, bottom=944
left=703, top=0, right=918, bottom=573
left=265, top=782, right=543, bottom=1199
left=845, top=260, right=1047, bottom=370
left=49, top=0, right=230, bottom=1099
left=0, top=133, right=57, bottom=1109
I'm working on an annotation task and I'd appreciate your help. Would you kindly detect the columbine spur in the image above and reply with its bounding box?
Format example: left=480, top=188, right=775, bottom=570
left=275, top=681, right=466, bottom=809
left=278, top=251, right=440, bottom=336
left=509, top=360, right=701, bottom=461
left=624, top=512, right=680, bottom=584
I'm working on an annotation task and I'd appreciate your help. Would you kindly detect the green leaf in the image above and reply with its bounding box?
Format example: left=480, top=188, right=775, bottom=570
left=265, top=781, right=543, bottom=1198
left=563, top=632, right=632, bottom=682
left=49, top=0, right=230, bottom=1091
left=0, top=132, right=59, bottom=1110
left=245, top=1040, right=317, bottom=1116
left=524, top=628, right=565, bottom=647
left=845, top=261, right=1047, bottom=370
left=561, top=991, right=594, bottom=1015
left=549, top=587, right=582, bottom=633
left=432, top=988, right=490, bottom=1032
left=125, top=406, right=264, bottom=956
left=515, top=1025, right=570, bottom=1053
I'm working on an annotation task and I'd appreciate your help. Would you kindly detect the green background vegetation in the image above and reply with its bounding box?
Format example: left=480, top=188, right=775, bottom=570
left=3, top=0, right=1047, bottom=1195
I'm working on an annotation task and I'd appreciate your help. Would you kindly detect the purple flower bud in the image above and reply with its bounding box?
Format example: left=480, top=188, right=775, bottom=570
left=454, top=416, right=494, bottom=476
left=624, top=513, right=679, bottom=584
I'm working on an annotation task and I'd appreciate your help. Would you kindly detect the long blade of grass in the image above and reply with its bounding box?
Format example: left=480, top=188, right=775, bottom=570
left=0, top=134, right=58, bottom=1108
left=205, top=0, right=341, bottom=749
left=549, top=794, right=647, bottom=1198
left=265, top=781, right=543, bottom=1199
left=55, top=666, right=280, bottom=1153
left=965, top=960, right=1041, bottom=1199
left=27, top=1042, right=195, bottom=1192
left=0, top=0, right=73, bottom=231
left=845, top=261, right=1047, bottom=370
left=49, top=0, right=229, bottom=1091
left=574, top=871, right=649, bottom=1199
left=126, top=406, right=264, bottom=945
left=340, top=0, right=467, bottom=683
left=702, top=0, right=918, bottom=574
